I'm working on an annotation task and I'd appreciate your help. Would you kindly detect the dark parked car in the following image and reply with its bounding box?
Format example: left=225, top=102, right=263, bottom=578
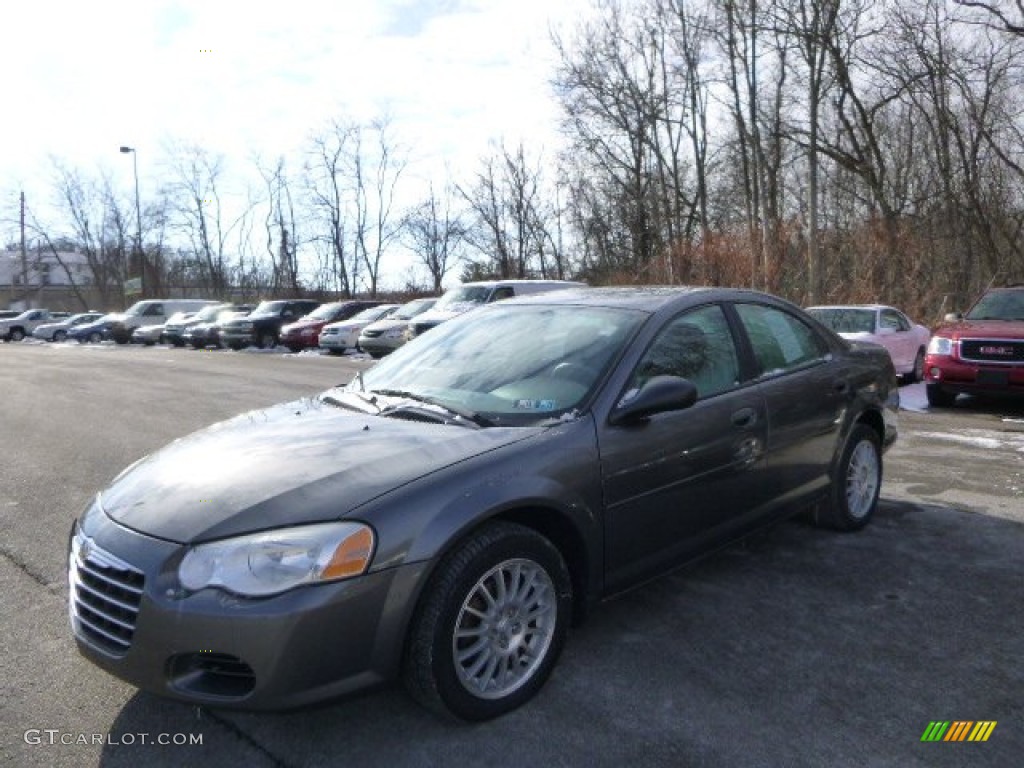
left=279, top=300, right=384, bottom=352
left=162, top=303, right=234, bottom=347
left=924, top=285, right=1024, bottom=406
left=219, top=299, right=321, bottom=350
left=67, top=316, right=116, bottom=343
left=68, top=287, right=898, bottom=722
left=183, top=305, right=255, bottom=349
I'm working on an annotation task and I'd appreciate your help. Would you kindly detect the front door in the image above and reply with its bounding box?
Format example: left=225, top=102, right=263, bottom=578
left=598, top=304, right=769, bottom=592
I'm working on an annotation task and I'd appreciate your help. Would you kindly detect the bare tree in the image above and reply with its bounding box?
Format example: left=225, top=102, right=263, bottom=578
left=458, top=142, right=566, bottom=279
left=402, top=183, right=466, bottom=292
left=165, top=143, right=251, bottom=298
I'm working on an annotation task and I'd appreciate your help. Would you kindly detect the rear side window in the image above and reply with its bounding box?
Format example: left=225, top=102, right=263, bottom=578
left=490, top=287, right=515, bottom=301
left=736, top=303, right=827, bottom=376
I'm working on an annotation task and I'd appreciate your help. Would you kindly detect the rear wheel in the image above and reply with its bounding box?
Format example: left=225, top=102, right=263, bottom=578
left=926, top=383, right=957, bottom=407
left=817, top=424, right=881, bottom=531
left=404, top=522, right=572, bottom=722
left=908, top=348, right=925, bottom=383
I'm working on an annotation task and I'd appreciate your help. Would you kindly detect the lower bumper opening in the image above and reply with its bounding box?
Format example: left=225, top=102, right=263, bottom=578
left=167, top=652, right=256, bottom=699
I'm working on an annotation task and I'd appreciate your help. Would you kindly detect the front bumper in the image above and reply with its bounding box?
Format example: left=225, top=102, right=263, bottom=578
left=68, top=512, right=428, bottom=711
left=220, top=329, right=255, bottom=348
left=924, top=355, right=1024, bottom=397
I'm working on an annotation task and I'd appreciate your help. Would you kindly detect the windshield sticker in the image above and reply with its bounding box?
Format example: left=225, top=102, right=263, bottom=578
left=513, top=399, right=557, bottom=411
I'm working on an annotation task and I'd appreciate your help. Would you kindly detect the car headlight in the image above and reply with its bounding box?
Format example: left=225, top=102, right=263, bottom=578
left=178, top=522, right=374, bottom=597
left=927, top=337, right=953, bottom=356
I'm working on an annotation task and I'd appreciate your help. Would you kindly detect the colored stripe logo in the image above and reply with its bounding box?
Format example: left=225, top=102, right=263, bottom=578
left=921, top=721, right=997, bottom=742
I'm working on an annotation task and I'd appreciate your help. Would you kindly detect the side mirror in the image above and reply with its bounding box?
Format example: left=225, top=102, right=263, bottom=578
left=610, top=375, right=698, bottom=426
left=943, top=312, right=963, bottom=322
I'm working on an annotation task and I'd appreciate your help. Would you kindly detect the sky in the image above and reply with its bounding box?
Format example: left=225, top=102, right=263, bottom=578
left=0, top=0, right=590, bottom=286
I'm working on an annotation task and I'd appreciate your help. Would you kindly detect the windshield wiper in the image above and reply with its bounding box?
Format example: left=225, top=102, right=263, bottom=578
left=372, top=388, right=492, bottom=427
left=320, top=389, right=380, bottom=413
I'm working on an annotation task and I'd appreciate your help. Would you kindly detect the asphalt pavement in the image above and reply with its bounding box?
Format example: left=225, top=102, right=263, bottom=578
left=1, top=341, right=1021, bottom=767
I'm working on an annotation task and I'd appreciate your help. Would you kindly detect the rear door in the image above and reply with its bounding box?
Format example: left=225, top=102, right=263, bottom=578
left=731, top=302, right=847, bottom=507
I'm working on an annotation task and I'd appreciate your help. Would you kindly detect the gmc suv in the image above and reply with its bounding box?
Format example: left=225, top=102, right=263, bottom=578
left=924, top=285, right=1024, bottom=406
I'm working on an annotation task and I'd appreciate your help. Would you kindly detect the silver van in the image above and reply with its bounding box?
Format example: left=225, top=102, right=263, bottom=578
left=106, top=299, right=220, bottom=344
left=408, top=279, right=584, bottom=337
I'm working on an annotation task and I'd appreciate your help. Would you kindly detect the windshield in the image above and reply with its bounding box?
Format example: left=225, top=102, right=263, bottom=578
left=307, top=303, right=346, bottom=321
left=808, top=308, right=875, bottom=334
left=342, top=304, right=645, bottom=425
left=433, top=285, right=492, bottom=312
left=393, top=298, right=436, bottom=320
left=195, top=304, right=227, bottom=321
left=351, top=305, right=389, bottom=321
left=966, top=290, right=1024, bottom=321
left=251, top=300, right=287, bottom=317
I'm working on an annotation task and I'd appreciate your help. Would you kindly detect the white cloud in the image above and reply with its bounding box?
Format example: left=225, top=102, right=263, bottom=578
left=0, top=0, right=591, bottom=285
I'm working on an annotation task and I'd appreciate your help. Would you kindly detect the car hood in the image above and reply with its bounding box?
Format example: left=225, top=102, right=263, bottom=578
left=99, top=398, right=540, bottom=544
left=935, top=319, right=1024, bottom=340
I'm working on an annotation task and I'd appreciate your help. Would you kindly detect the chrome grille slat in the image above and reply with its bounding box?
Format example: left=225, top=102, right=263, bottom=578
left=69, top=533, right=145, bottom=656
left=71, top=572, right=140, bottom=614
left=71, top=606, right=132, bottom=651
left=78, top=559, right=144, bottom=595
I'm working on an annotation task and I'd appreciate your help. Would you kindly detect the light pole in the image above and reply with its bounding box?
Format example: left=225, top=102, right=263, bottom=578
left=119, top=146, right=145, bottom=299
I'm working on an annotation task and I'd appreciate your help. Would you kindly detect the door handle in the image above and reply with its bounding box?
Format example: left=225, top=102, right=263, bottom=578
left=731, top=407, right=757, bottom=428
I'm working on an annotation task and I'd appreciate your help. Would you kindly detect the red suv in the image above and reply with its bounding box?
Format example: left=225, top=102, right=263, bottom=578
left=924, top=286, right=1024, bottom=406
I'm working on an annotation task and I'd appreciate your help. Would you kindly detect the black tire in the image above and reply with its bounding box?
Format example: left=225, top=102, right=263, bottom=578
left=925, top=382, right=956, bottom=407
left=53, top=330, right=67, bottom=342
left=403, top=521, right=572, bottom=722
left=88, top=331, right=103, bottom=344
left=817, top=424, right=881, bottom=532
left=9, top=328, right=24, bottom=342
left=909, top=347, right=925, bottom=383
left=258, top=332, right=277, bottom=350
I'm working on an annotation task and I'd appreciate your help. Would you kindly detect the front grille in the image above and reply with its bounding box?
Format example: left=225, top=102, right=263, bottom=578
left=361, top=329, right=383, bottom=338
left=69, top=533, right=144, bottom=655
left=960, top=338, right=1024, bottom=364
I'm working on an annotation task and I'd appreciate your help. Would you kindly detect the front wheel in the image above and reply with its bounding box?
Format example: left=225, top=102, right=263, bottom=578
left=87, top=331, right=103, bottom=344
left=257, top=332, right=277, bottom=350
left=53, top=330, right=67, bottom=342
left=926, top=382, right=957, bottom=407
left=403, top=522, right=572, bottom=722
left=9, top=328, right=24, bottom=342
left=817, top=424, right=881, bottom=532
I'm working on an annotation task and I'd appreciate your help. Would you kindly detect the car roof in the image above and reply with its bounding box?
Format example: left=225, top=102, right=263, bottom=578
left=501, top=285, right=764, bottom=311
left=806, top=304, right=892, bottom=312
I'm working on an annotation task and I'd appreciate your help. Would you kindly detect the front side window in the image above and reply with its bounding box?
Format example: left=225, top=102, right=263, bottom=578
left=736, top=303, right=827, bottom=377
left=490, top=287, right=515, bottom=302
left=880, top=309, right=906, bottom=331
left=627, top=305, right=740, bottom=400
left=143, top=303, right=164, bottom=317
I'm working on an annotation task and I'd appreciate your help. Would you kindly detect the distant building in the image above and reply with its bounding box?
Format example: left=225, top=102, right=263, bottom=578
left=2, top=249, right=100, bottom=311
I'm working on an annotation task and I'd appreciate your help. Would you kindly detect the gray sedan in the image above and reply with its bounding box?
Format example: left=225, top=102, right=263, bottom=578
left=68, top=287, right=898, bottom=722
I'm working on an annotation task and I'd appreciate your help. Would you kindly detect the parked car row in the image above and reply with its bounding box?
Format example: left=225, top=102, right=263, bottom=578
left=806, top=284, right=1024, bottom=406
left=0, top=308, right=72, bottom=341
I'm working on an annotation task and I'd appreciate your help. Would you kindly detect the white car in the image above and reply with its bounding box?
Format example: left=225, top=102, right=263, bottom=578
left=32, top=312, right=104, bottom=341
left=357, top=297, right=438, bottom=358
left=318, top=305, right=401, bottom=354
left=806, top=304, right=931, bottom=382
